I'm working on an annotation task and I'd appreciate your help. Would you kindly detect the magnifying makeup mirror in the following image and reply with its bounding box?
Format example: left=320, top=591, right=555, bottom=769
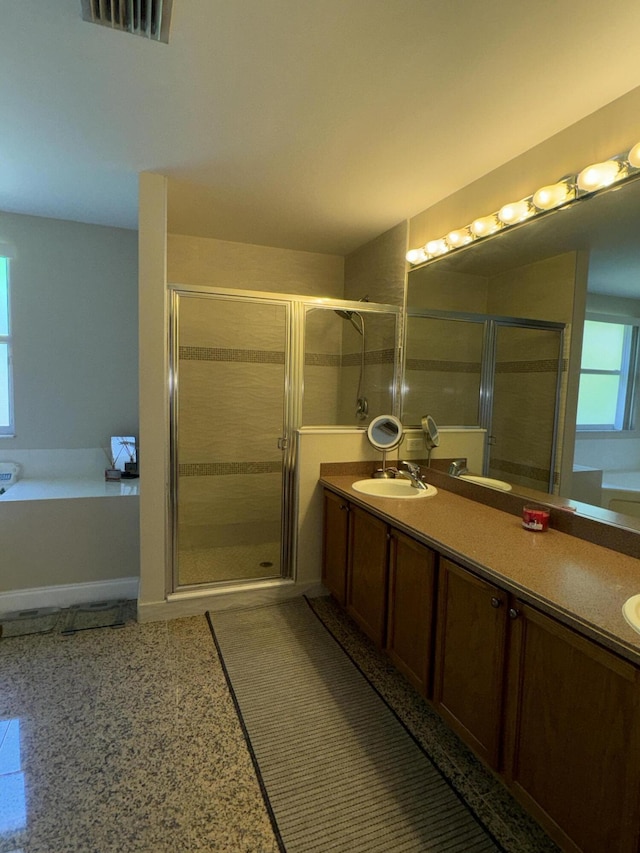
left=366, top=415, right=404, bottom=478
left=421, top=415, right=439, bottom=467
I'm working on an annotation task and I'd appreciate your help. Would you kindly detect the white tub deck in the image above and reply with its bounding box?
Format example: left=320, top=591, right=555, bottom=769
left=0, top=477, right=140, bottom=501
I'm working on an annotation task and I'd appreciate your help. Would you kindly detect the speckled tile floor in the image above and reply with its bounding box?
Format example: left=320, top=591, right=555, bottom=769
left=0, top=605, right=278, bottom=853
left=0, top=596, right=560, bottom=853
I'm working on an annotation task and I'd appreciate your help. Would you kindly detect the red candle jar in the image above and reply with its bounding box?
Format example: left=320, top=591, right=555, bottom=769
left=522, top=505, right=550, bottom=532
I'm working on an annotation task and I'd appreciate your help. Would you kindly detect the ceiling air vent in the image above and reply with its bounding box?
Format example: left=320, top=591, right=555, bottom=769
left=81, top=0, right=173, bottom=44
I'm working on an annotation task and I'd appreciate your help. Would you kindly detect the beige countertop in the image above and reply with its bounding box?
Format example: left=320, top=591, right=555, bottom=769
left=320, top=474, right=640, bottom=666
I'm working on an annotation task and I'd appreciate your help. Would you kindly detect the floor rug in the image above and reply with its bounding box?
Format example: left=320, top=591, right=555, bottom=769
left=207, top=597, right=502, bottom=853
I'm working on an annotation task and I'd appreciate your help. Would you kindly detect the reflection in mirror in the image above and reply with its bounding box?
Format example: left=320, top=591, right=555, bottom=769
left=366, top=414, right=403, bottom=477
left=421, top=414, right=439, bottom=466
left=405, top=175, right=640, bottom=527
left=367, top=414, right=403, bottom=450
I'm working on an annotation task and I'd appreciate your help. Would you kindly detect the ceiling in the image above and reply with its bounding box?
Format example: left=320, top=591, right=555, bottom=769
left=4, top=1, right=640, bottom=256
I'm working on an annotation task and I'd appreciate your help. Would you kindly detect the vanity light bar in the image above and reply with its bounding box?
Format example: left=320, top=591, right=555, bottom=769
left=406, top=142, right=640, bottom=265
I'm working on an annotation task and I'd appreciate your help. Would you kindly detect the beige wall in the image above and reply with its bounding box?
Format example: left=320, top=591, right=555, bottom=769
left=168, top=233, right=344, bottom=296
left=0, top=211, right=138, bottom=450
left=344, top=220, right=408, bottom=306
left=409, top=86, right=640, bottom=250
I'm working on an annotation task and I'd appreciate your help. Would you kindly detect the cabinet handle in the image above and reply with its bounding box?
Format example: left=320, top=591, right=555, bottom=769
left=490, top=597, right=502, bottom=608
left=339, top=504, right=349, bottom=511
left=508, top=607, right=520, bottom=620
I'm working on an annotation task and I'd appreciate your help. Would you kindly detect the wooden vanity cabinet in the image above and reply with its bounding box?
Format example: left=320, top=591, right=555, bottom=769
left=321, top=489, right=350, bottom=605
left=345, top=504, right=389, bottom=646
left=505, top=600, right=640, bottom=853
left=321, top=487, right=640, bottom=852
left=386, top=529, right=437, bottom=697
left=433, top=557, right=508, bottom=769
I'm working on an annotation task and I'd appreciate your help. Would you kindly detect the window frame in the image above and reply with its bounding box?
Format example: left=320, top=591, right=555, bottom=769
left=0, top=256, right=14, bottom=437
left=576, top=314, right=639, bottom=432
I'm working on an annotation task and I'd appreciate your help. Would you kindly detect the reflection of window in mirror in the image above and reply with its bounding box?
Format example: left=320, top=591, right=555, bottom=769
left=577, top=319, right=639, bottom=430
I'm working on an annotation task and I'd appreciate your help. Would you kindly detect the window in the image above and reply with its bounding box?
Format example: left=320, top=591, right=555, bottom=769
left=0, top=257, right=13, bottom=436
left=577, top=318, right=638, bottom=431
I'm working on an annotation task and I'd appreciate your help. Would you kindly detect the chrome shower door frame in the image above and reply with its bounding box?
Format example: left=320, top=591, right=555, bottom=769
left=169, top=285, right=298, bottom=593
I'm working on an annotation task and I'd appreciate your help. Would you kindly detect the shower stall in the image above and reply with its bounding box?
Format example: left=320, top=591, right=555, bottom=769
left=169, top=286, right=400, bottom=593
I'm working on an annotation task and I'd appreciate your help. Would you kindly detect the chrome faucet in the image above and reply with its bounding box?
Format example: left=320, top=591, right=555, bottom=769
left=448, top=459, right=469, bottom=477
left=396, top=461, right=428, bottom=490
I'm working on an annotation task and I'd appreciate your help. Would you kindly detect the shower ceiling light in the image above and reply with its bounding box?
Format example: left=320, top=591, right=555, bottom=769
left=406, top=140, right=640, bottom=267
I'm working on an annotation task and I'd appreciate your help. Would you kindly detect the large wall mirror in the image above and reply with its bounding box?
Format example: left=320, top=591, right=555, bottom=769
left=404, top=174, right=640, bottom=529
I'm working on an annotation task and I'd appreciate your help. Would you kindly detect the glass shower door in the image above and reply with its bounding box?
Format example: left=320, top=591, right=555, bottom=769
left=171, top=291, right=290, bottom=588
left=489, top=323, right=563, bottom=492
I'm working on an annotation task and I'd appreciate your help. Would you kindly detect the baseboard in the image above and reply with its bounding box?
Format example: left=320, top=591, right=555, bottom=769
left=138, top=580, right=327, bottom=622
left=0, top=577, right=139, bottom=614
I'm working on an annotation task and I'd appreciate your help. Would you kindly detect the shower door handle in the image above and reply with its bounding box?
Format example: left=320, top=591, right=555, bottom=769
left=277, top=437, right=289, bottom=450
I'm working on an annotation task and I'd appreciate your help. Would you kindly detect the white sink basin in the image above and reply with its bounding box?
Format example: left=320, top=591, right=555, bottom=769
left=459, top=474, right=512, bottom=492
left=623, top=594, right=640, bottom=634
left=352, top=479, right=437, bottom=499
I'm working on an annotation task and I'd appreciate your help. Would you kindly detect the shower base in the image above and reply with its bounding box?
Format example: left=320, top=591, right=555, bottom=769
left=178, top=540, right=281, bottom=585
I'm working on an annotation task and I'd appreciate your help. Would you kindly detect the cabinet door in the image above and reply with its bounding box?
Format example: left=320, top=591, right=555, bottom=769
left=321, top=489, right=349, bottom=605
left=433, top=558, right=508, bottom=769
left=386, top=529, right=437, bottom=697
left=346, top=505, right=388, bottom=646
left=505, top=601, right=640, bottom=853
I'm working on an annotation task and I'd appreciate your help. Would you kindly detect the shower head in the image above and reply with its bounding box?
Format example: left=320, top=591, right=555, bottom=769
left=335, top=309, right=364, bottom=336
left=335, top=309, right=354, bottom=321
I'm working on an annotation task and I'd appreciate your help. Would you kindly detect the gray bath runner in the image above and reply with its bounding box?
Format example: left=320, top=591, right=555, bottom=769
left=207, top=597, right=501, bottom=853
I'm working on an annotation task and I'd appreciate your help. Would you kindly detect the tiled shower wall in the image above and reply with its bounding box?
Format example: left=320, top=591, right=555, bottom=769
left=177, top=298, right=286, bottom=552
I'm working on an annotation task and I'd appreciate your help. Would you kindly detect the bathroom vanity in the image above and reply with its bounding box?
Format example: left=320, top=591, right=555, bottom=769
left=320, top=472, right=640, bottom=853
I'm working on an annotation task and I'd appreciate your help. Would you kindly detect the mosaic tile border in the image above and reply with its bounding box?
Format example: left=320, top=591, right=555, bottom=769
left=181, top=347, right=395, bottom=368
left=342, top=348, right=396, bottom=367
left=495, top=358, right=568, bottom=374
left=406, top=358, right=567, bottom=374
left=180, top=346, right=285, bottom=364
left=406, top=358, right=481, bottom=373
left=305, top=352, right=341, bottom=367
left=179, top=461, right=283, bottom=477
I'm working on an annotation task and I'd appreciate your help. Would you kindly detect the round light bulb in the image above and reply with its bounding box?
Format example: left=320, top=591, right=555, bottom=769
left=628, top=143, right=640, bottom=169
left=406, top=247, right=429, bottom=265
left=532, top=181, right=573, bottom=211
left=425, top=238, right=448, bottom=256
left=577, top=160, right=622, bottom=192
left=470, top=215, right=499, bottom=238
left=498, top=199, right=531, bottom=225
left=447, top=228, right=472, bottom=248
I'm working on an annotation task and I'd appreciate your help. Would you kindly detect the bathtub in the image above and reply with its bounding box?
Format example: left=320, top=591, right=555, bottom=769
left=0, top=456, right=140, bottom=613
left=601, top=470, right=640, bottom=520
